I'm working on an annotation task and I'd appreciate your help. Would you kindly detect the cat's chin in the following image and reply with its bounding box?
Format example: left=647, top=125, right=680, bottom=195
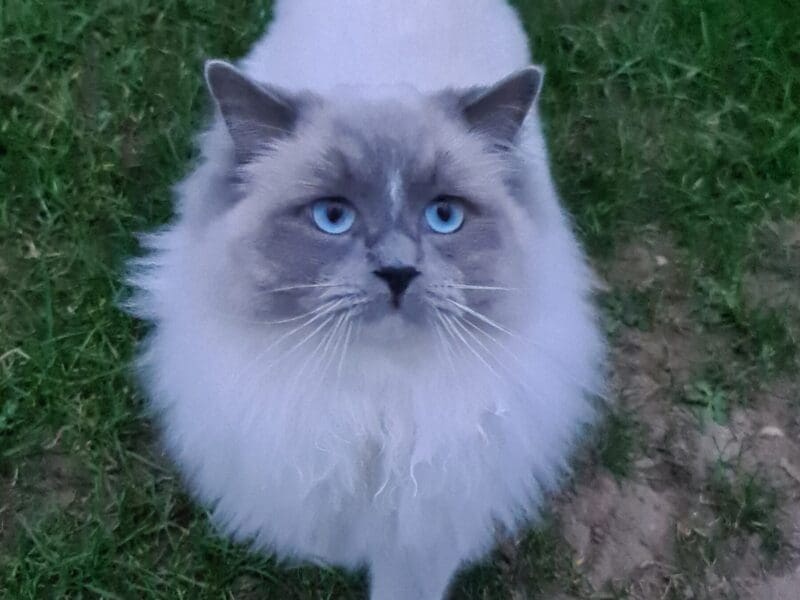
left=365, top=313, right=416, bottom=339
left=357, top=301, right=430, bottom=347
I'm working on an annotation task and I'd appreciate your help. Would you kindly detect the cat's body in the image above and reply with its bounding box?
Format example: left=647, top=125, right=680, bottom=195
left=128, top=1, right=604, bottom=598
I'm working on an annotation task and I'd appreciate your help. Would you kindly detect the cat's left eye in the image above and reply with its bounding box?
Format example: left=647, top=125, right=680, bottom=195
left=311, top=198, right=355, bottom=234
left=425, top=197, right=465, bottom=234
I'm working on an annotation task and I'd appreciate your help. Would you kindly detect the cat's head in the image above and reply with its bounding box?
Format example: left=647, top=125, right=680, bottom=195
left=203, top=60, right=542, bottom=346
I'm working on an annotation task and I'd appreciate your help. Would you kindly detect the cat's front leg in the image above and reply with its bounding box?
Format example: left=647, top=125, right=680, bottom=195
left=369, top=546, right=461, bottom=600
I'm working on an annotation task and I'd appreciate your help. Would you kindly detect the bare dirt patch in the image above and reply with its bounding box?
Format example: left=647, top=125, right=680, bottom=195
left=0, top=446, right=88, bottom=555
left=746, top=218, right=800, bottom=314
left=743, top=271, right=800, bottom=312
left=537, top=226, right=800, bottom=599
left=561, top=475, right=678, bottom=590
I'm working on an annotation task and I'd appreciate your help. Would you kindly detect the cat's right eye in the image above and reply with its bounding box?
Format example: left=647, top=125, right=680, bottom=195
left=311, top=198, right=355, bottom=234
left=425, top=196, right=465, bottom=234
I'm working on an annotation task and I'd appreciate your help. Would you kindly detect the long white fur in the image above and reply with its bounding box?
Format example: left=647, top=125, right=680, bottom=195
left=128, top=1, right=606, bottom=598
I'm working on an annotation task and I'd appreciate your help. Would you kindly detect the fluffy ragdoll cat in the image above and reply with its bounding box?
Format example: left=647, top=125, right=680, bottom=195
left=127, top=0, right=605, bottom=598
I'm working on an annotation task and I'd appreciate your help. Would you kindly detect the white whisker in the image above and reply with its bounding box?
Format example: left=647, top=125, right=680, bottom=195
left=336, top=309, right=360, bottom=384
left=289, top=311, right=345, bottom=390
left=273, top=313, right=338, bottom=368
left=431, top=313, right=457, bottom=375
left=441, top=284, right=518, bottom=292
left=260, top=282, right=348, bottom=294
left=263, top=298, right=346, bottom=356
left=205, top=302, right=344, bottom=327
left=317, top=312, right=349, bottom=383
left=461, top=314, right=607, bottom=401
left=450, top=315, right=505, bottom=371
left=444, top=298, right=515, bottom=337
left=459, top=316, right=522, bottom=366
left=247, top=301, right=348, bottom=395
left=227, top=298, right=344, bottom=392
left=439, top=310, right=501, bottom=380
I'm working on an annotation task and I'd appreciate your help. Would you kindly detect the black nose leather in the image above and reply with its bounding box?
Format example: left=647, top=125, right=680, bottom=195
left=373, top=266, right=420, bottom=306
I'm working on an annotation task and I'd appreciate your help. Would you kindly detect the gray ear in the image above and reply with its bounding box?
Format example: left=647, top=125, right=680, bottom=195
left=461, top=66, right=543, bottom=143
left=205, top=59, right=299, bottom=164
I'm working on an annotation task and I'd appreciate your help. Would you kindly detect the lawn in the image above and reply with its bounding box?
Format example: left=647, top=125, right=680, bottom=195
left=1, top=0, right=798, bottom=598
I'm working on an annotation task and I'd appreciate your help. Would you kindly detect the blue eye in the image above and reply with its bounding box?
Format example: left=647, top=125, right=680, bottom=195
left=312, top=199, right=355, bottom=234
left=425, top=198, right=465, bottom=234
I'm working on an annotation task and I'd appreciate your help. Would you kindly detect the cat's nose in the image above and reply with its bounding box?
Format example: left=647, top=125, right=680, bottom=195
left=373, top=266, right=420, bottom=307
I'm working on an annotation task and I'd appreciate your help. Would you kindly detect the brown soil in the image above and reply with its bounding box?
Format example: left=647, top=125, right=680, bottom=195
left=0, top=447, right=87, bottom=553
left=544, top=228, right=800, bottom=599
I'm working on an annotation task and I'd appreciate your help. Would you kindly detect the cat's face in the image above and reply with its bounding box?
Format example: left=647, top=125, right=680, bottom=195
left=205, top=62, right=541, bottom=345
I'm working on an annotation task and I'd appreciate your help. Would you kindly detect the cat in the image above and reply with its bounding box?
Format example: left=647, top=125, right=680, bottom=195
left=126, top=1, right=605, bottom=598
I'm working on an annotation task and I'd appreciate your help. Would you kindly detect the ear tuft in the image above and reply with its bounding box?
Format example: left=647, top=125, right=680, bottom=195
left=461, top=66, right=544, bottom=143
left=205, top=59, right=299, bottom=164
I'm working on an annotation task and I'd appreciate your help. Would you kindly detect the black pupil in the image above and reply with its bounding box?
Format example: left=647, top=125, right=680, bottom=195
left=326, top=205, right=343, bottom=223
left=436, top=203, right=452, bottom=222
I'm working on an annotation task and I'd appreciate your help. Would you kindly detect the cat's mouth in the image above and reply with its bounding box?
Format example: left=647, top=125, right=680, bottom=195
left=359, top=292, right=427, bottom=327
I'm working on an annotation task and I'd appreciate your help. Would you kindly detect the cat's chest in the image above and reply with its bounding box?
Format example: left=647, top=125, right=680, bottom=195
left=302, top=390, right=428, bottom=496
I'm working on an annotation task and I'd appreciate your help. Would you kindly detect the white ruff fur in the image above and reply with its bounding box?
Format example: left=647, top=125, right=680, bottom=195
left=128, top=1, right=606, bottom=598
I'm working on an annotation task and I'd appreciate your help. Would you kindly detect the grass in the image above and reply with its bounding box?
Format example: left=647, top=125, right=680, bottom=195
left=673, top=465, right=785, bottom=596
left=695, top=276, right=798, bottom=374
left=452, top=518, right=580, bottom=598
left=598, top=410, right=639, bottom=478
left=709, top=468, right=783, bottom=556
left=681, top=379, right=730, bottom=426
left=1, top=0, right=798, bottom=597
left=600, top=287, right=657, bottom=337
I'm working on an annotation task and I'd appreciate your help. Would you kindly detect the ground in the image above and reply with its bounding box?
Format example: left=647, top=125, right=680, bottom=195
left=1, top=0, right=798, bottom=598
